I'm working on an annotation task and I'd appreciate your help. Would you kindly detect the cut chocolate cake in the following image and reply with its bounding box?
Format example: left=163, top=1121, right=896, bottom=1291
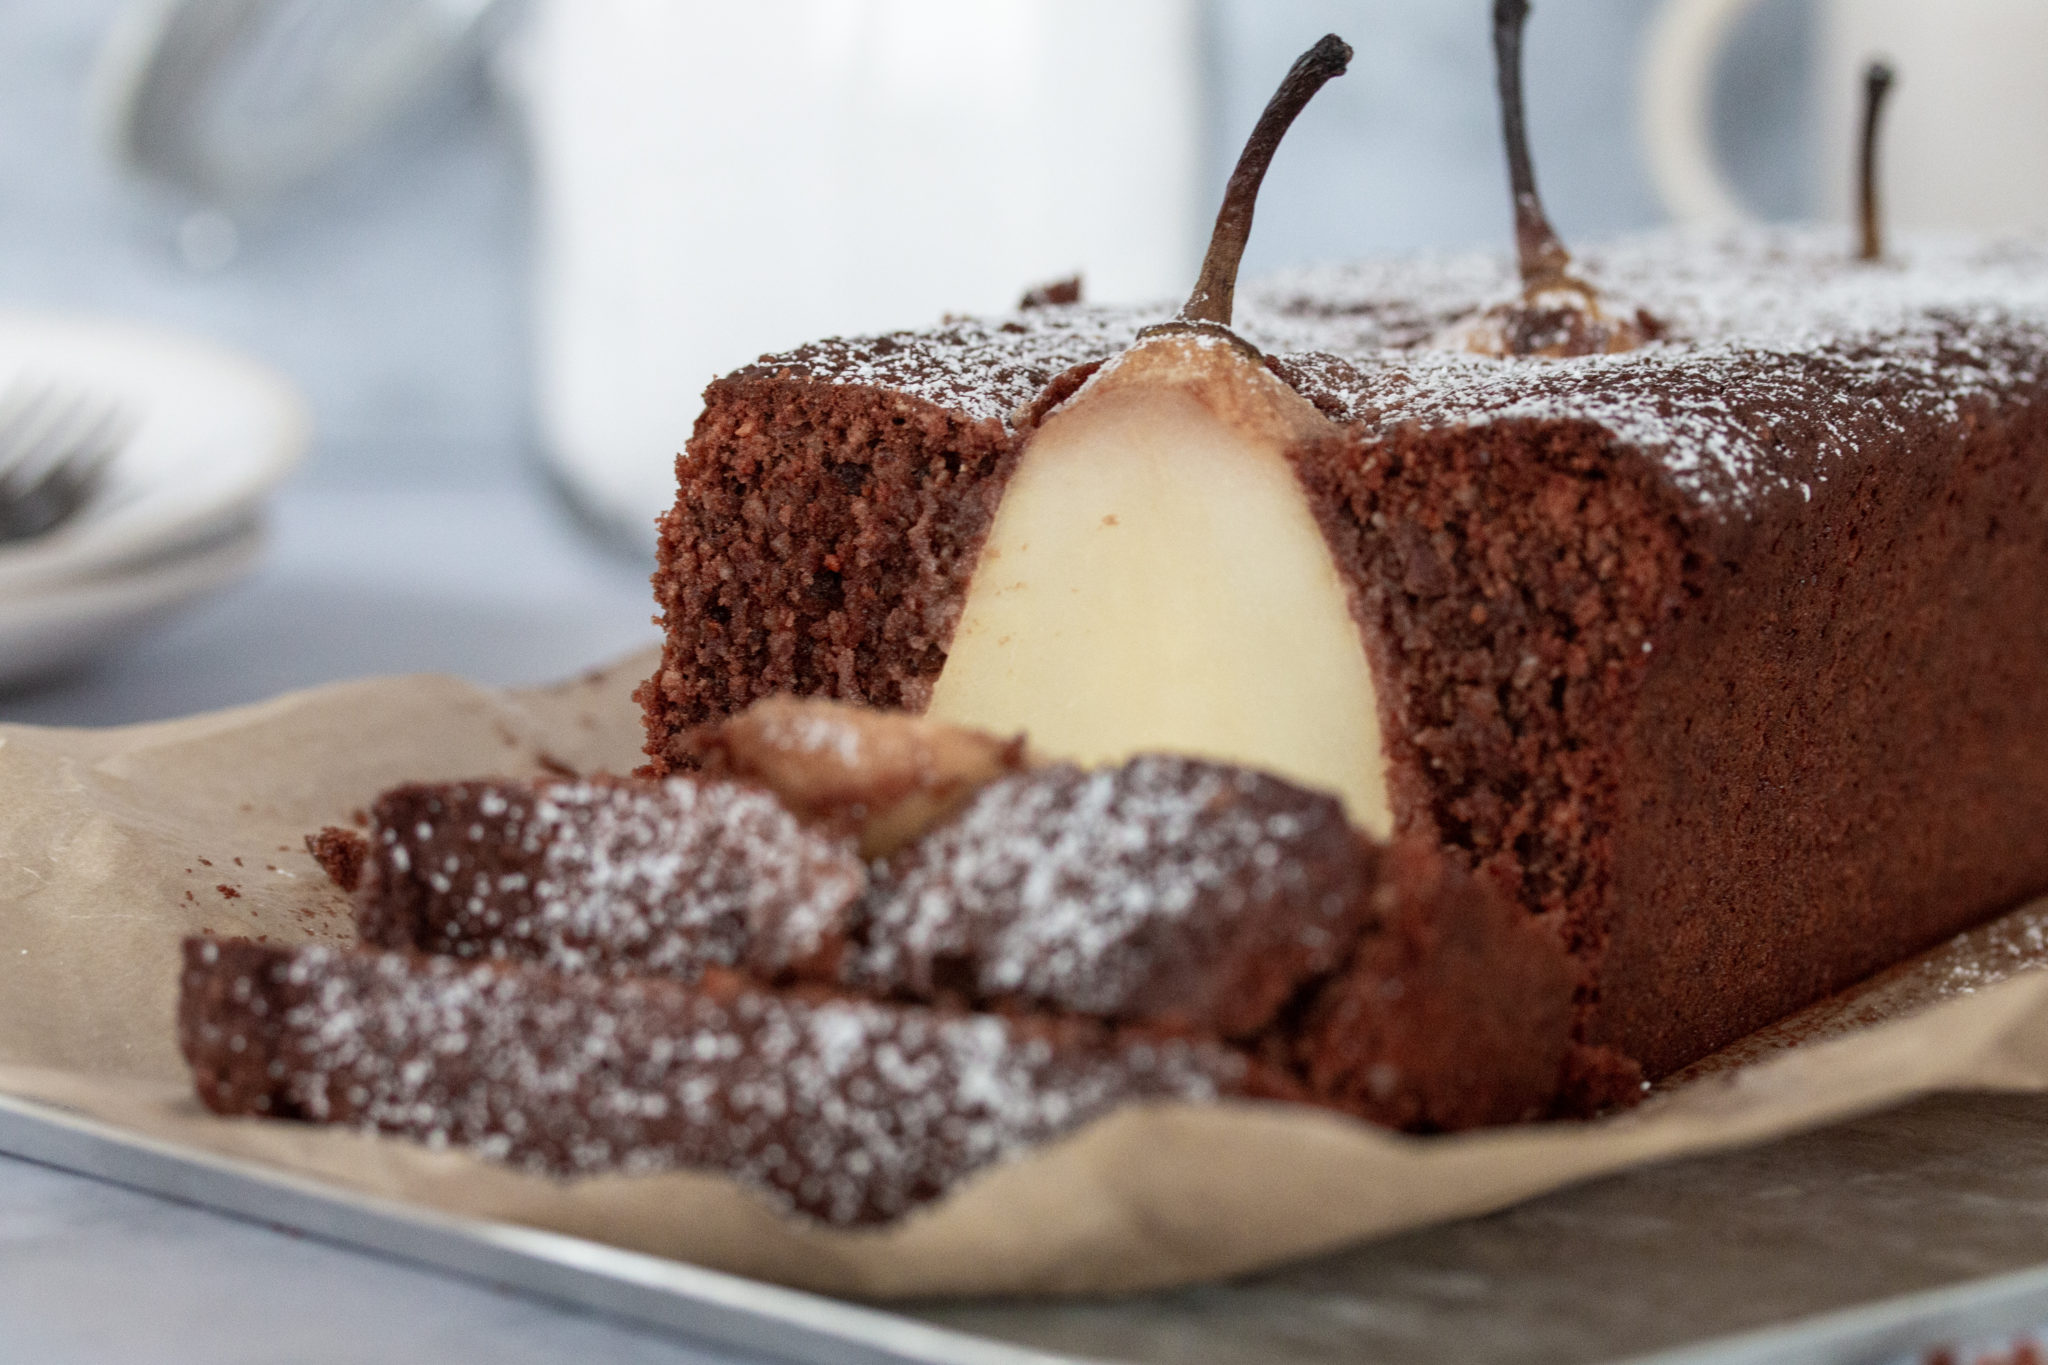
left=853, top=754, right=1381, bottom=1037
left=356, top=776, right=864, bottom=982
left=640, top=230, right=2048, bottom=1078
left=180, top=26, right=2048, bottom=1225
left=179, top=937, right=1277, bottom=1226
left=334, top=739, right=1579, bottom=1125
left=182, top=701, right=1581, bottom=1220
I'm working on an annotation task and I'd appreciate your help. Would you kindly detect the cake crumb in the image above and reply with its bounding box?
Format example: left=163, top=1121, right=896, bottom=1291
left=305, top=827, right=369, bottom=894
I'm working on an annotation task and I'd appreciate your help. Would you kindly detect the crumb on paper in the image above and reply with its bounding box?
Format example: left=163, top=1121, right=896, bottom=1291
left=305, top=828, right=369, bottom=894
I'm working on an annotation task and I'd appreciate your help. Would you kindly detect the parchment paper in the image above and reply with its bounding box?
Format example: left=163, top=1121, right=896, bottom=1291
left=4, top=649, right=2048, bottom=1301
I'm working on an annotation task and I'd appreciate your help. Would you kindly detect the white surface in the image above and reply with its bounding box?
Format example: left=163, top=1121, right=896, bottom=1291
left=519, top=0, right=1204, bottom=534
left=1639, top=0, right=1758, bottom=228
left=1644, top=0, right=2048, bottom=234
left=0, top=308, right=307, bottom=593
left=1812, top=0, right=2048, bottom=232
left=0, top=517, right=263, bottom=686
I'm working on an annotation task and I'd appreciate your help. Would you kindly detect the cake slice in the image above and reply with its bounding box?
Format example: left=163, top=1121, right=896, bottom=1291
left=355, top=775, right=864, bottom=982
left=639, top=231, right=2048, bottom=1078
left=334, top=711, right=1582, bottom=1128
left=189, top=739, right=1574, bottom=1219
left=857, top=756, right=1581, bottom=1128
left=854, top=753, right=1379, bottom=1037
left=178, top=936, right=1277, bottom=1225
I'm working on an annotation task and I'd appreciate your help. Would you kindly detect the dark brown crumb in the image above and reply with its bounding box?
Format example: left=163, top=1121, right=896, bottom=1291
left=216, top=885, right=240, bottom=900
left=305, top=827, right=369, bottom=894
left=1019, top=275, right=1083, bottom=309
left=197, top=858, right=212, bottom=867
left=1553, top=1042, right=1647, bottom=1118
left=534, top=751, right=579, bottom=778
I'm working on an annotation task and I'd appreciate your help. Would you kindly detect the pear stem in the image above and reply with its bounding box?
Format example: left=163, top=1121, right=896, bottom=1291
left=1858, top=60, right=1896, bottom=262
left=1495, top=0, right=1574, bottom=296
left=1179, top=33, right=1352, bottom=328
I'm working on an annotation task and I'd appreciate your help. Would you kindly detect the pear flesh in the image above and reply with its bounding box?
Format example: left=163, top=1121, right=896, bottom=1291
left=925, top=332, right=1393, bottom=836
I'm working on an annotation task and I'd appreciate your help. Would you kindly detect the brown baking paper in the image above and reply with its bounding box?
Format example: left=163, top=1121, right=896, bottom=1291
left=5, top=648, right=2048, bottom=1301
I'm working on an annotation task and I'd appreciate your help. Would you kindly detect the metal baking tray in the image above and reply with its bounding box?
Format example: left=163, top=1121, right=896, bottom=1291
left=5, top=1087, right=2048, bottom=1365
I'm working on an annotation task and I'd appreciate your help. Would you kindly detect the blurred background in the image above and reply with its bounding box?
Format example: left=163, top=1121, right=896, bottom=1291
left=0, top=0, right=1999, bottom=727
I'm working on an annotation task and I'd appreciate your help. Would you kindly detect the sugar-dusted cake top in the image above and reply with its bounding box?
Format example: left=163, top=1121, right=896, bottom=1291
left=1259, top=229, right=2048, bottom=510
left=859, top=755, right=1378, bottom=1037
left=728, top=304, right=1161, bottom=430
left=720, top=228, right=2048, bottom=514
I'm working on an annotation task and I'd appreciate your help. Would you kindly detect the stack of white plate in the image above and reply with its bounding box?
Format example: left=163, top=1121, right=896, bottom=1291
left=0, top=311, right=307, bottom=689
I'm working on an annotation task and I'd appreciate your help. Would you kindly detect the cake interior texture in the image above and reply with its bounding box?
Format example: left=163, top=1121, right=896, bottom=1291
left=641, top=229, right=2048, bottom=1079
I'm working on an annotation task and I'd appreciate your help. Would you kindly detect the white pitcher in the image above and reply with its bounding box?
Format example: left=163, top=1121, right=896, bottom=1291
left=511, top=0, right=1205, bottom=543
left=1640, top=0, right=2048, bottom=232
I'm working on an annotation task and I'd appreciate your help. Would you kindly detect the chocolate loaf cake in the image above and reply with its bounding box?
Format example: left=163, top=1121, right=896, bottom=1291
left=640, top=230, right=2048, bottom=1078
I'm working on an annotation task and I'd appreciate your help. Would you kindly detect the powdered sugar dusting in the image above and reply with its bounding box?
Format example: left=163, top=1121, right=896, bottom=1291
left=1923, top=903, right=2048, bottom=999
left=733, top=305, right=1162, bottom=428
left=858, top=756, right=1371, bottom=1027
left=1261, top=229, right=2048, bottom=512
left=196, top=941, right=1236, bottom=1224
left=371, top=778, right=863, bottom=979
left=751, top=706, right=864, bottom=768
left=746, top=227, right=2048, bottom=514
